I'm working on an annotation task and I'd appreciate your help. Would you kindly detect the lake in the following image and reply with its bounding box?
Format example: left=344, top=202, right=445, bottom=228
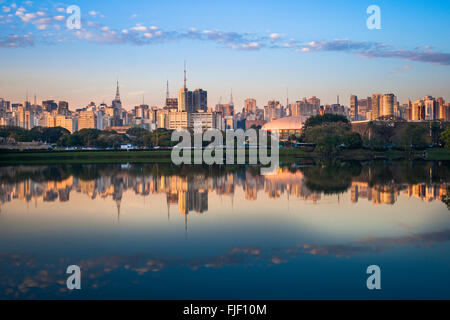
left=0, top=161, right=449, bottom=299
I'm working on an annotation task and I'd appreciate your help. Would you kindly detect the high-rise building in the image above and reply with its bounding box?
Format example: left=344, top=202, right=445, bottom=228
left=55, top=115, right=77, bottom=133
left=193, top=89, right=207, bottom=112
left=42, top=100, right=58, bottom=113
left=412, top=99, right=425, bottom=120
left=177, top=63, right=194, bottom=112
left=58, top=101, right=69, bottom=115
left=264, top=100, right=282, bottom=121
left=78, top=110, right=97, bottom=130
left=350, top=95, right=358, bottom=120
left=403, top=100, right=412, bottom=120
left=178, top=88, right=193, bottom=112
left=165, top=98, right=178, bottom=110
left=382, top=94, right=395, bottom=117
left=168, top=111, right=190, bottom=130
left=244, top=98, right=257, bottom=114
left=437, top=97, right=445, bottom=120
left=112, top=80, right=122, bottom=110
left=307, top=96, right=321, bottom=109
left=371, top=94, right=382, bottom=120
left=424, top=96, right=438, bottom=120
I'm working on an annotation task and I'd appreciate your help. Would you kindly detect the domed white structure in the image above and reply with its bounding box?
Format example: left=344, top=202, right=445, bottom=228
left=262, top=116, right=306, bottom=140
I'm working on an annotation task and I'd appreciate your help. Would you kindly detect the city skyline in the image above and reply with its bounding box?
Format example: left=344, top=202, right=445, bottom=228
left=0, top=0, right=449, bottom=108
left=1, top=78, right=450, bottom=112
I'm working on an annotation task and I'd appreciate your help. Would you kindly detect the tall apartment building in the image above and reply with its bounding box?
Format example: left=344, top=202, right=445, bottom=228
left=412, top=100, right=425, bottom=120
left=193, top=89, right=207, bottom=112
left=371, top=94, right=382, bottom=120
left=307, top=96, right=321, bottom=108
left=178, top=88, right=193, bottom=112
left=350, top=95, right=358, bottom=120
left=437, top=97, right=445, bottom=120
left=382, top=94, right=395, bottom=117
left=55, top=115, right=77, bottom=133
left=168, top=111, right=190, bottom=130
left=424, top=96, right=437, bottom=120
left=42, top=100, right=58, bottom=112
left=244, top=98, right=257, bottom=114
left=191, top=111, right=215, bottom=130
left=78, top=111, right=97, bottom=130
left=58, top=101, right=69, bottom=115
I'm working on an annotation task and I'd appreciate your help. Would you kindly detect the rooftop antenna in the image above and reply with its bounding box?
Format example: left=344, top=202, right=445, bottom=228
left=115, top=79, right=121, bottom=101
left=230, top=89, right=234, bottom=105
left=184, top=61, right=187, bottom=90
left=286, top=86, right=289, bottom=108
left=337, top=94, right=340, bottom=105
left=165, top=80, right=169, bottom=107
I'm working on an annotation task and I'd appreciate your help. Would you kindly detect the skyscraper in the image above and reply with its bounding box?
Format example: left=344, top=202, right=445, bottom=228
left=424, top=96, right=437, bottom=120
left=193, top=89, right=207, bottom=112
left=58, top=101, right=69, bottom=115
left=382, top=94, right=395, bottom=117
left=350, top=95, right=358, bottom=120
left=112, top=80, right=122, bottom=110
left=177, top=63, right=193, bottom=112
left=244, top=98, right=257, bottom=114
left=371, top=94, right=382, bottom=120
left=437, top=97, right=445, bottom=120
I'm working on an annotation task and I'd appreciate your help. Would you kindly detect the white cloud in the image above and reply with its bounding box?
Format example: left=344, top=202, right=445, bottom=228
left=240, top=42, right=261, bottom=50
left=20, top=13, right=36, bottom=23
left=269, top=33, right=282, bottom=41
left=131, top=25, right=147, bottom=32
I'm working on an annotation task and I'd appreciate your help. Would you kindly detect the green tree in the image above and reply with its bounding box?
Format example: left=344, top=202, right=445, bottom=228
left=303, top=114, right=349, bottom=130
left=441, top=127, right=450, bottom=150
left=401, top=124, right=429, bottom=149
left=303, top=123, right=349, bottom=156
left=42, top=127, right=70, bottom=144
left=344, top=132, right=363, bottom=149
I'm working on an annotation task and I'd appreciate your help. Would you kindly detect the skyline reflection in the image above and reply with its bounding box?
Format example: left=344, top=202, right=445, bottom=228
left=1, top=162, right=449, bottom=218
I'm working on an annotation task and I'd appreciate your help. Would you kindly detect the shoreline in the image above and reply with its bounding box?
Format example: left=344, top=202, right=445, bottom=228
left=1, top=148, right=450, bottom=164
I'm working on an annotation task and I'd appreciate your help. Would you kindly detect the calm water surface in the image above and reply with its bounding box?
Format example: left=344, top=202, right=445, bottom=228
left=0, top=161, right=449, bottom=299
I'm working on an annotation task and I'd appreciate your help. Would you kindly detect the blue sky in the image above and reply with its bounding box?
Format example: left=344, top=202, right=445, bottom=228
left=0, top=0, right=449, bottom=110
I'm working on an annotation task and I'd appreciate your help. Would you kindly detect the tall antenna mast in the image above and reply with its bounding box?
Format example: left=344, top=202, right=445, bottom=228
left=230, top=89, right=233, bottom=105
left=115, top=79, right=121, bottom=101
left=184, top=61, right=187, bottom=90
left=165, top=80, right=169, bottom=108
left=286, top=86, right=289, bottom=108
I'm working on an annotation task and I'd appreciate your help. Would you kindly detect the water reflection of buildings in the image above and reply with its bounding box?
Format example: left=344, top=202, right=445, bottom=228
left=0, top=166, right=448, bottom=215
left=350, top=182, right=447, bottom=205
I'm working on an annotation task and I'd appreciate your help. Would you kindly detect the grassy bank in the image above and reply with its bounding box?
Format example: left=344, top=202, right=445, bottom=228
left=1, top=148, right=450, bottom=164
